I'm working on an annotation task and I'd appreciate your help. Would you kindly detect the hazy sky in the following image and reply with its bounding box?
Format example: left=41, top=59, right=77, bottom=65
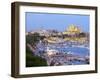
left=26, top=12, right=90, bottom=32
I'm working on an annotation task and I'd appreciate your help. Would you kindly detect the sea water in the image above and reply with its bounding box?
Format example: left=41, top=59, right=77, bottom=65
left=57, top=47, right=89, bottom=56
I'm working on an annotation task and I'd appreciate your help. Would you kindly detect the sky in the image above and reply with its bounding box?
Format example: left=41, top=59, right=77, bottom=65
left=26, top=12, right=90, bottom=32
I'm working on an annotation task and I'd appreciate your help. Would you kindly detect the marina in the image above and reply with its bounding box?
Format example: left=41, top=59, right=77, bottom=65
left=26, top=25, right=90, bottom=66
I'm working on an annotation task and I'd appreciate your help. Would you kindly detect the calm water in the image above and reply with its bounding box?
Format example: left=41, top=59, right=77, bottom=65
left=49, top=46, right=89, bottom=57
left=37, top=42, right=89, bottom=57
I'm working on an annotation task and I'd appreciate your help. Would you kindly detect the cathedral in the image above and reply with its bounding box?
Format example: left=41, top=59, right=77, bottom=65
left=63, top=25, right=81, bottom=35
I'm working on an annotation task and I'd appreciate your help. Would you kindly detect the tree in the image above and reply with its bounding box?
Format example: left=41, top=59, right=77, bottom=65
left=26, top=32, right=40, bottom=46
left=26, top=46, right=47, bottom=67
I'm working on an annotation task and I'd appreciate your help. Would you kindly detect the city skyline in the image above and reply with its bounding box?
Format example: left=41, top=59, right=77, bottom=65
left=26, top=12, right=90, bottom=32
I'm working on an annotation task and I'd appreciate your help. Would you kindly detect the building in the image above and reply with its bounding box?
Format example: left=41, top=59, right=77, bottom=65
left=63, top=24, right=81, bottom=35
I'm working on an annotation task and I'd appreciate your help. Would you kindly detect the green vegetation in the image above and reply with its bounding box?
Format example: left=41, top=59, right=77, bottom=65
left=26, top=32, right=46, bottom=46
left=26, top=44, right=47, bottom=67
left=26, top=32, right=40, bottom=46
